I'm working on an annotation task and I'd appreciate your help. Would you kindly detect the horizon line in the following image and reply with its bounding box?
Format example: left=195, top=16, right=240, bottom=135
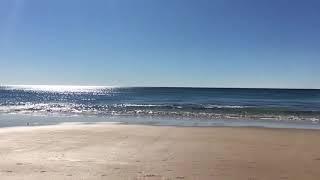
left=0, top=84, right=319, bottom=90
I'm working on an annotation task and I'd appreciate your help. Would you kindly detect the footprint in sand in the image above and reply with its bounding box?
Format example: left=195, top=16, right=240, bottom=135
left=144, top=174, right=157, bottom=177
left=176, top=176, right=185, bottom=179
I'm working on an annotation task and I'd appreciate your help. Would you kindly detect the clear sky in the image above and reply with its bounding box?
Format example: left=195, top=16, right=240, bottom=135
left=0, top=0, right=319, bottom=88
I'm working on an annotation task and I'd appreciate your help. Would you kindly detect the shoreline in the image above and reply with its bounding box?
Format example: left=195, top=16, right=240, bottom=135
left=1, top=123, right=320, bottom=179
left=1, top=121, right=320, bottom=132
left=1, top=113, right=320, bottom=130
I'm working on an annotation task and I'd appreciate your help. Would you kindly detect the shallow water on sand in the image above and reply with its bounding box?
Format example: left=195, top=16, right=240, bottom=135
left=1, top=114, right=320, bottom=130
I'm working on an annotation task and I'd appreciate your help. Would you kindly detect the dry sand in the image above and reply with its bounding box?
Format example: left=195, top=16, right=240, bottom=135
left=0, top=123, right=320, bottom=180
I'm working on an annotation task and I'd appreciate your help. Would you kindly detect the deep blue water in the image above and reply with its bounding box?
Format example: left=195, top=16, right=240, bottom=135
left=0, top=85, right=320, bottom=126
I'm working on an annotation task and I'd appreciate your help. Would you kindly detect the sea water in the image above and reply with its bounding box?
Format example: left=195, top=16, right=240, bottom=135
left=0, top=85, right=319, bottom=128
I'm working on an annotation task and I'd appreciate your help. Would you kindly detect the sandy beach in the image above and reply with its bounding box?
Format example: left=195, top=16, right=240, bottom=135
left=0, top=124, right=320, bottom=180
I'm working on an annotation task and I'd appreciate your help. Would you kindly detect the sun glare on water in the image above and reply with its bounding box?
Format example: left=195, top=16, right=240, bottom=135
left=4, top=85, right=114, bottom=93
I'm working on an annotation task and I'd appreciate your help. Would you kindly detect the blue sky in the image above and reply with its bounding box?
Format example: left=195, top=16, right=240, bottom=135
left=0, top=0, right=319, bottom=88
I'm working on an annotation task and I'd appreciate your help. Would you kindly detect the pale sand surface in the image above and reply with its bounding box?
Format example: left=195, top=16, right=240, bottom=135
left=0, top=124, right=320, bottom=180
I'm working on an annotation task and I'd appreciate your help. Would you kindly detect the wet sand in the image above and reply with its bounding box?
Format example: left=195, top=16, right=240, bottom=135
left=0, top=124, right=320, bottom=180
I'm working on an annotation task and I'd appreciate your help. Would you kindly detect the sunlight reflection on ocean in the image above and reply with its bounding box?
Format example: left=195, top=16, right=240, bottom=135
left=0, top=85, right=319, bottom=124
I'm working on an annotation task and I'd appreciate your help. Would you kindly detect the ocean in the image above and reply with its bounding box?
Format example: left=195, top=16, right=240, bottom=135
left=0, top=85, right=320, bottom=128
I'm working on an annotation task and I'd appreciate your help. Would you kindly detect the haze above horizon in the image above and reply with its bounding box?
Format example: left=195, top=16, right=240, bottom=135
left=0, top=0, right=319, bottom=89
